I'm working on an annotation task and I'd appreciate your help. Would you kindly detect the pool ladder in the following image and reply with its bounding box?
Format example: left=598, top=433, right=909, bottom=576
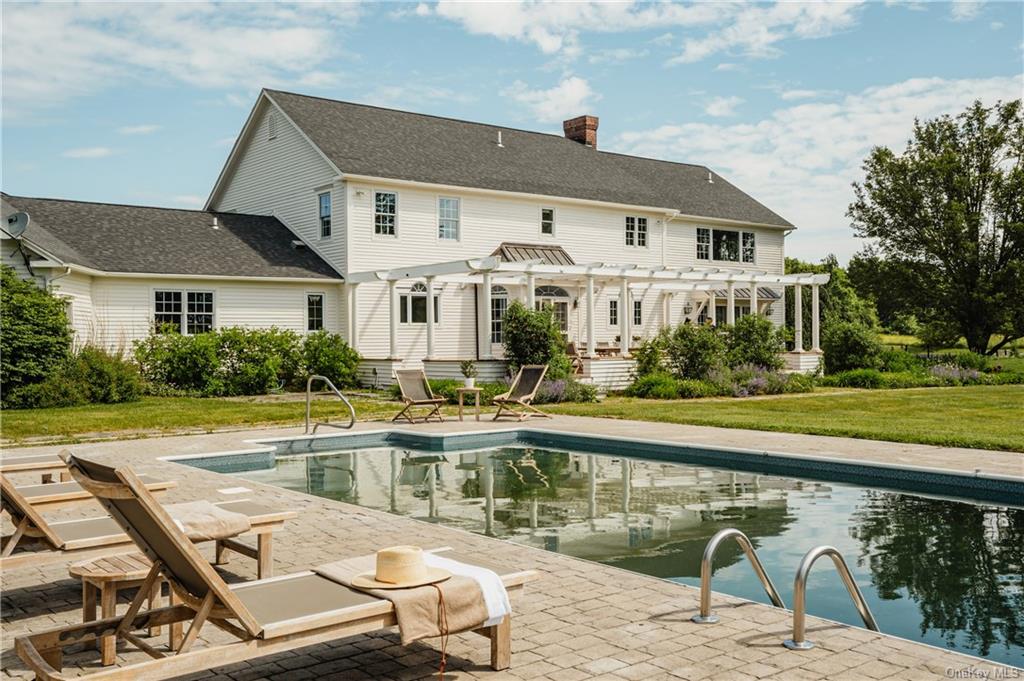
left=692, top=528, right=879, bottom=650
left=305, top=375, right=356, bottom=434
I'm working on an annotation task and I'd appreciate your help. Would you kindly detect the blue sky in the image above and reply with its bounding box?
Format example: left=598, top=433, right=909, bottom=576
left=2, top=1, right=1021, bottom=262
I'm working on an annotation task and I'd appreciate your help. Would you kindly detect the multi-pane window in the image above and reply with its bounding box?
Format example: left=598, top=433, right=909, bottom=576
left=155, top=290, right=213, bottom=334
left=742, top=232, right=756, bottom=263
left=400, top=283, right=440, bottom=324
left=186, top=292, right=214, bottom=334
left=625, top=216, right=648, bottom=247
left=697, top=228, right=711, bottom=260
left=541, top=207, right=555, bottom=235
left=713, top=230, right=739, bottom=261
left=374, top=191, right=397, bottom=236
left=307, top=293, right=324, bottom=331
left=609, top=299, right=618, bottom=326
left=154, top=291, right=182, bottom=331
left=318, top=193, right=332, bottom=238
left=438, top=197, right=459, bottom=240
left=490, top=286, right=508, bottom=343
left=633, top=299, right=643, bottom=326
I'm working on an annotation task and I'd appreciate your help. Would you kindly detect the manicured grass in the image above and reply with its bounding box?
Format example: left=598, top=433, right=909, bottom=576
left=546, top=385, right=1024, bottom=452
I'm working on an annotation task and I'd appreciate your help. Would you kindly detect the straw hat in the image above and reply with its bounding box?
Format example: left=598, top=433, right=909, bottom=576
left=351, top=546, right=450, bottom=590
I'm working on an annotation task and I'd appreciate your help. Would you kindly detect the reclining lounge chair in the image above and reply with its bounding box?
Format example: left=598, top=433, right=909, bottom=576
left=493, top=365, right=550, bottom=421
left=8, top=474, right=176, bottom=511
left=0, top=453, right=70, bottom=483
left=0, top=474, right=293, bottom=575
left=15, top=454, right=539, bottom=680
left=392, top=368, right=446, bottom=423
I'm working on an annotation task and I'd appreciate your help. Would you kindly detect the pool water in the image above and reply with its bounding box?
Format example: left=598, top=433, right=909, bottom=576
left=200, top=445, right=1023, bottom=666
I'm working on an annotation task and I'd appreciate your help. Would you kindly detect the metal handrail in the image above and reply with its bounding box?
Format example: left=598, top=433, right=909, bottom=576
left=692, top=528, right=786, bottom=624
left=305, top=375, right=356, bottom=434
left=783, top=545, right=879, bottom=650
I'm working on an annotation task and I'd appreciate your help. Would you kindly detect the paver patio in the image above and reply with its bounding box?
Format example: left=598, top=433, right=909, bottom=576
left=2, top=415, right=1020, bottom=680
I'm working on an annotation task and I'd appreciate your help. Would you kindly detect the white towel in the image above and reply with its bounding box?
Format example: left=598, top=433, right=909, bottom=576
left=424, top=553, right=511, bottom=627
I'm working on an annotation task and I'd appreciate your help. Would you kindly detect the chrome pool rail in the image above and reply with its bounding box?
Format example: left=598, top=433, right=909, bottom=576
left=692, top=528, right=786, bottom=624
left=783, top=545, right=879, bottom=650
left=305, top=375, right=356, bottom=434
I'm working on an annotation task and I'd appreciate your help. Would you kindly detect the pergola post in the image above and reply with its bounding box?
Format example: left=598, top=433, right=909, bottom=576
left=811, top=283, right=821, bottom=352
left=726, top=282, right=736, bottom=325
left=585, top=275, right=596, bottom=358
left=750, top=281, right=758, bottom=316
left=425, top=276, right=436, bottom=360
left=708, top=290, right=716, bottom=325
left=481, top=271, right=493, bottom=360
left=794, top=284, right=803, bottom=352
left=387, top=280, right=398, bottom=359
left=348, top=283, right=359, bottom=352
left=526, top=272, right=536, bottom=309
left=619, top=277, right=630, bottom=357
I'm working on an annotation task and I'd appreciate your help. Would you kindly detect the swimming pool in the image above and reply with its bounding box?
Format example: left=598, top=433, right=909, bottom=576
left=180, top=431, right=1024, bottom=667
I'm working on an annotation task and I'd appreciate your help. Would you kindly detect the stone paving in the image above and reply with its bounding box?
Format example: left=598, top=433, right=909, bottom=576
left=2, top=416, right=1021, bottom=680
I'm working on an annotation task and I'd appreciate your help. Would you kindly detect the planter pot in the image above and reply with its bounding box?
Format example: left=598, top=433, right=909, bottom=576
left=464, top=377, right=476, bottom=388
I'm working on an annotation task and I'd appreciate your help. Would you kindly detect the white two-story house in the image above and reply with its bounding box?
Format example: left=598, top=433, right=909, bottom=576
left=2, top=89, right=827, bottom=389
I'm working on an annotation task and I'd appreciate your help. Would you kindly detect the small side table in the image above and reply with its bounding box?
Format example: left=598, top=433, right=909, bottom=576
left=456, top=387, right=482, bottom=422
left=69, top=552, right=182, bottom=664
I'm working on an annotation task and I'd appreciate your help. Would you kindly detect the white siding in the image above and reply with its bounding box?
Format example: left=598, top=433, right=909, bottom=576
left=50, top=272, right=95, bottom=348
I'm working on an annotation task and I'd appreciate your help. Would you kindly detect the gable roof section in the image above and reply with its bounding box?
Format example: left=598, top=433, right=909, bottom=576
left=1, top=194, right=342, bottom=280
left=492, top=242, right=576, bottom=266
left=265, top=89, right=792, bottom=229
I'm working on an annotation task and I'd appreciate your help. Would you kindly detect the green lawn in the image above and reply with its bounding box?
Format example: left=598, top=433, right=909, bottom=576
left=546, top=385, right=1024, bottom=452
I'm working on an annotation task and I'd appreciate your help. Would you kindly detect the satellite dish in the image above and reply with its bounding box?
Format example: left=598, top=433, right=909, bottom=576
left=5, top=212, right=30, bottom=238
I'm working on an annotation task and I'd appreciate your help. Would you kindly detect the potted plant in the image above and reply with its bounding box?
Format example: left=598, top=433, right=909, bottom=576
left=460, top=360, right=478, bottom=388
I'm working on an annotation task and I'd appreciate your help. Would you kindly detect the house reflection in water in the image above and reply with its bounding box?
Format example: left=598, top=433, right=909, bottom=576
left=240, top=447, right=829, bottom=580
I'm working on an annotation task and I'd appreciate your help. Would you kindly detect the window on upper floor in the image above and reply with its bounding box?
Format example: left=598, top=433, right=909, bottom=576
left=400, top=282, right=440, bottom=324
left=374, top=191, right=397, bottom=236
left=697, top=228, right=711, bottom=260
left=154, top=290, right=214, bottom=335
left=625, top=216, right=648, bottom=247
left=742, top=232, right=756, bottom=263
left=318, top=192, right=332, bottom=239
left=438, top=197, right=460, bottom=240
left=307, top=293, right=324, bottom=331
left=697, top=228, right=756, bottom=263
left=541, top=207, right=555, bottom=235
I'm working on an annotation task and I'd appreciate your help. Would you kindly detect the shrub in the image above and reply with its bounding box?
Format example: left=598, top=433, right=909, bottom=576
left=534, top=378, right=598, bottom=404
left=134, top=329, right=221, bottom=395
left=664, top=323, right=726, bottom=380
left=878, top=349, right=925, bottom=373
left=819, top=368, right=886, bottom=389
left=725, top=315, right=785, bottom=370
left=626, top=372, right=679, bottom=399
left=885, top=313, right=921, bottom=336
left=4, top=346, right=141, bottom=409
left=943, top=351, right=989, bottom=372
left=562, top=379, right=598, bottom=403
left=784, top=372, right=816, bottom=394
left=822, top=320, right=882, bottom=373
left=0, top=265, right=73, bottom=404
left=215, top=327, right=300, bottom=396
left=501, top=301, right=572, bottom=380
left=676, top=379, right=719, bottom=399
left=632, top=330, right=669, bottom=378
left=302, top=331, right=360, bottom=388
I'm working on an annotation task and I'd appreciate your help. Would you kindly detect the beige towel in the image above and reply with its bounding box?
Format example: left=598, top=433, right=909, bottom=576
left=165, top=501, right=251, bottom=541
left=314, top=555, right=489, bottom=645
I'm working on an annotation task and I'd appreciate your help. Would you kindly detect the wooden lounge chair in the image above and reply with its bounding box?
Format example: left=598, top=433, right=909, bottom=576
left=8, top=475, right=176, bottom=511
left=566, top=342, right=585, bottom=375
left=0, top=474, right=294, bottom=575
left=493, top=365, right=550, bottom=421
left=392, top=368, right=446, bottom=423
left=15, top=454, right=539, bottom=680
left=0, top=453, right=69, bottom=483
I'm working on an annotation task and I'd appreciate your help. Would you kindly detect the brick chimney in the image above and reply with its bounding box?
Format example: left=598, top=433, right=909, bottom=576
left=563, top=115, right=599, bottom=149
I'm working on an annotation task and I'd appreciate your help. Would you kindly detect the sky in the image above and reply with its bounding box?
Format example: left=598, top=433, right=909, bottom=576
left=2, top=1, right=1021, bottom=263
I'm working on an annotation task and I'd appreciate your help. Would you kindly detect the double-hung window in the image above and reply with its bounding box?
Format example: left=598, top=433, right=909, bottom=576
left=490, top=285, right=508, bottom=343
left=400, top=283, right=440, bottom=324
left=697, top=228, right=711, bottom=260
left=438, top=197, right=459, bottom=240
left=698, top=227, right=756, bottom=263
left=625, top=216, right=648, bottom=247
left=609, top=299, right=618, bottom=326
left=633, top=299, right=643, bottom=326
left=541, top=207, right=555, bottom=235
left=318, top=192, right=332, bottom=239
left=374, top=191, right=397, bottom=236
left=741, top=232, right=756, bottom=263
left=307, top=293, right=324, bottom=331
left=154, top=290, right=213, bottom=334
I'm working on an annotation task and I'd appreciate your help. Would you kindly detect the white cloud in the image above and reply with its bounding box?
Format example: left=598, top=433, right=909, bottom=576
left=1, top=3, right=361, bottom=118
left=588, top=47, right=649, bottom=64
left=62, top=146, right=115, bottom=159
left=501, top=76, right=600, bottom=124
left=613, top=74, right=1022, bottom=262
left=951, top=1, right=984, bottom=21
left=714, top=63, right=742, bottom=72
left=650, top=32, right=675, bottom=46
left=780, top=89, right=831, bottom=101
left=705, top=96, right=743, bottom=117
left=118, top=124, right=161, bottom=135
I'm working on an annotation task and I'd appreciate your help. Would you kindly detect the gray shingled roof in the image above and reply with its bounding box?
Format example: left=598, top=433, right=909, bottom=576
left=491, top=242, right=576, bottom=266
left=1, top=194, right=341, bottom=280
left=267, top=89, right=792, bottom=228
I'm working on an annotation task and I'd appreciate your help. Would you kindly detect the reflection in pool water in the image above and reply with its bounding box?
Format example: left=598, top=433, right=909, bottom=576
left=220, top=446, right=1023, bottom=666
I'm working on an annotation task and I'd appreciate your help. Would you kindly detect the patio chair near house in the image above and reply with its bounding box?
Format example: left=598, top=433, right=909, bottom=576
left=392, top=369, right=446, bottom=424
left=15, top=454, right=539, bottom=680
left=493, top=365, right=550, bottom=421
left=566, top=342, right=584, bottom=375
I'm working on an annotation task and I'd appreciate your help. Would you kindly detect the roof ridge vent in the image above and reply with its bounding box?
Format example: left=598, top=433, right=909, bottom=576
left=496, top=130, right=504, bottom=148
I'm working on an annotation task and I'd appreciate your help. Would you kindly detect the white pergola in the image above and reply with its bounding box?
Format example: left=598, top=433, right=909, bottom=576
left=347, top=257, right=829, bottom=361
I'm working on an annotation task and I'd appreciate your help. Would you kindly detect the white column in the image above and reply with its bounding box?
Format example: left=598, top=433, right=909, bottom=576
left=726, top=282, right=736, bottom=325
left=388, top=279, right=398, bottom=359
left=663, top=292, right=673, bottom=328
left=526, top=272, right=536, bottom=309
left=348, top=283, right=359, bottom=352
left=425, top=276, right=436, bottom=360
left=708, top=291, right=716, bottom=325
left=811, top=283, right=821, bottom=352
left=750, top=281, right=758, bottom=316
left=585, top=275, right=596, bottom=357
left=794, top=284, right=804, bottom=351
left=619, top=278, right=630, bottom=356
left=481, top=271, right=493, bottom=360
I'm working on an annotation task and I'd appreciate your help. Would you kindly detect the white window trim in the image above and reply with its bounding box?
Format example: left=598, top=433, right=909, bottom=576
left=436, top=195, right=461, bottom=242
left=152, top=287, right=216, bottom=335
left=398, top=284, right=441, bottom=326
left=697, top=226, right=757, bottom=265
left=317, top=191, right=332, bottom=241
left=305, top=291, right=326, bottom=333
left=539, top=206, right=556, bottom=237
left=624, top=215, right=650, bottom=249
left=633, top=299, right=643, bottom=326
left=608, top=298, right=618, bottom=326
left=372, top=188, right=399, bottom=239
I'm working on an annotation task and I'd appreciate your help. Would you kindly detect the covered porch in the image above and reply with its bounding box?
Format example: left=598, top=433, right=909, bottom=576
left=346, top=256, right=829, bottom=389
